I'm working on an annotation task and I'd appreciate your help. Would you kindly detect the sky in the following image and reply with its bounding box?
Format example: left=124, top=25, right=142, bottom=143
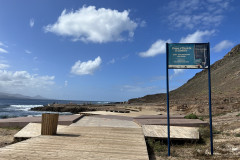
left=0, top=0, right=239, bottom=101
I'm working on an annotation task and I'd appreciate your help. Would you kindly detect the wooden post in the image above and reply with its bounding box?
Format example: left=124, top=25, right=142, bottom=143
left=41, top=113, right=59, bottom=135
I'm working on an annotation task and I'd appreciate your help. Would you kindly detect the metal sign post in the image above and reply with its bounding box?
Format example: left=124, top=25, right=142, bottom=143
left=166, top=43, right=213, bottom=156
left=166, top=43, right=170, bottom=156
left=207, top=43, right=213, bottom=155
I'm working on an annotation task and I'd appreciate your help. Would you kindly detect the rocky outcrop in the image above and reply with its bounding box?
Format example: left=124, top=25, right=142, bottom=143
left=31, top=103, right=115, bottom=114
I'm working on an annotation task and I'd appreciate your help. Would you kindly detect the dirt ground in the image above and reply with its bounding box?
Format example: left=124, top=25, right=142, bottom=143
left=148, top=111, right=240, bottom=160
left=0, top=127, right=21, bottom=148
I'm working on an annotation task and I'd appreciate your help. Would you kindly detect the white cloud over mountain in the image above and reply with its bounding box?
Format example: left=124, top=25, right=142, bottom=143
left=44, top=6, right=138, bottom=43
left=213, top=40, right=234, bottom=52
left=0, top=70, right=55, bottom=91
left=71, top=56, right=102, bottom=75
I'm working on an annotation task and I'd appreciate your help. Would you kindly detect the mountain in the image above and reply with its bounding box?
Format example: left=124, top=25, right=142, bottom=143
left=128, top=44, right=240, bottom=114
left=0, top=92, right=48, bottom=100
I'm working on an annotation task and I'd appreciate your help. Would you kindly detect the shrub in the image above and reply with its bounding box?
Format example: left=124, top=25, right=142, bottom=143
left=146, top=138, right=167, bottom=156
left=235, top=133, right=240, bottom=137
left=184, top=113, right=198, bottom=119
left=0, top=115, right=9, bottom=119
left=199, top=117, right=204, bottom=121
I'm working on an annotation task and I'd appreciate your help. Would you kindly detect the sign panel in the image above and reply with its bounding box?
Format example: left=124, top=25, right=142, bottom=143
left=168, top=43, right=209, bottom=69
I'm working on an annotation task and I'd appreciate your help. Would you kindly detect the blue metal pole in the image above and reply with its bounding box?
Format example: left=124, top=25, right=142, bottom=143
left=207, top=42, right=213, bottom=155
left=166, top=43, right=170, bottom=156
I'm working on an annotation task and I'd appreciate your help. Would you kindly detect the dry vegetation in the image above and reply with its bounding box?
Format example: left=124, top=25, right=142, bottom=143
left=0, top=127, right=21, bottom=148
left=147, top=111, right=240, bottom=160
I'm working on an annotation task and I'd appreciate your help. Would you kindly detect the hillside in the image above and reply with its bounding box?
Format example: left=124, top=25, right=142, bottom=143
left=0, top=92, right=47, bottom=100
left=128, top=44, right=240, bottom=114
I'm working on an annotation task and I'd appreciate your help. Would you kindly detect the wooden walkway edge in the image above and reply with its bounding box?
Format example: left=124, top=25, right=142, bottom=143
left=0, top=126, right=149, bottom=160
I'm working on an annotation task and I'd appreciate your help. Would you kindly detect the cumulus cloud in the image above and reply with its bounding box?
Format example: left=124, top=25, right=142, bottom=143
left=71, top=56, right=102, bottom=75
left=179, top=30, right=215, bottom=43
left=167, top=0, right=232, bottom=29
left=0, top=64, right=9, bottom=69
left=44, top=6, right=138, bottom=43
left=139, top=39, right=172, bottom=57
left=0, top=48, right=8, bottom=53
left=213, top=40, right=234, bottom=52
left=0, top=70, right=55, bottom=91
left=30, top=18, right=34, bottom=27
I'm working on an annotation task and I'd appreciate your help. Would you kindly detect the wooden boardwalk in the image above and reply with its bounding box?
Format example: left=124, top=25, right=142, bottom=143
left=0, top=126, right=149, bottom=160
left=142, top=125, right=199, bottom=140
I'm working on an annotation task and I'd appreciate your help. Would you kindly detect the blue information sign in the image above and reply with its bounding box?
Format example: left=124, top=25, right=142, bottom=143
left=168, top=43, right=209, bottom=69
left=166, top=42, right=213, bottom=156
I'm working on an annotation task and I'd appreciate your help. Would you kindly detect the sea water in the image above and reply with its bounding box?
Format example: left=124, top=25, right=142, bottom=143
left=0, top=99, right=110, bottom=119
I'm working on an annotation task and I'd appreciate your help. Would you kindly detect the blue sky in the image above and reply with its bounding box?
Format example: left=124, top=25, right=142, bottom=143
left=0, top=0, right=239, bottom=101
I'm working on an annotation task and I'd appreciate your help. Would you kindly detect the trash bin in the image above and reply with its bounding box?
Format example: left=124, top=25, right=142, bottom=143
left=41, top=113, right=59, bottom=135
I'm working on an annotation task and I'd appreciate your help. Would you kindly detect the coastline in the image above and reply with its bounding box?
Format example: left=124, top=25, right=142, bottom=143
left=30, top=103, right=117, bottom=113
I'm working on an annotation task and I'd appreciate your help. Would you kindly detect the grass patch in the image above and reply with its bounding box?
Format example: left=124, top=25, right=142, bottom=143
left=146, top=138, right=168, bottom=157
left=213, top=130, right=221, bottom=135
left=225, top=133, right=230, bottom=136
left=213, top=112, right=227, bottom=117
left=199, top=116, right=204, bottom=121
left=236, top=113, right=240, bottom=117
left=235, top=133, right=240, bottom=137
left=184, top=113, right=198, bottom=119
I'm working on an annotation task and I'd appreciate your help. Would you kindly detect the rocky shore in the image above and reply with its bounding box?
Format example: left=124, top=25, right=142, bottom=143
left=30, top=103, right=116, bottom=114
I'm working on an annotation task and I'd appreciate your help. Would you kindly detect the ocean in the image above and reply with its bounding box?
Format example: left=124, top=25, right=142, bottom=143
left=0, top=99, right=110, bottom=119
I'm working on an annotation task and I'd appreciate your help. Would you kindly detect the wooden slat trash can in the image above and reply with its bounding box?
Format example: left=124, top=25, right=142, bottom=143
left=41, top=113, right=59, bottom=135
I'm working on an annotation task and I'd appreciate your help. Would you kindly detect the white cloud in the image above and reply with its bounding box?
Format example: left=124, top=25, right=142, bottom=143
left=0, top=70, right=55, bottom=91
left=0, top=48, right=8, bottom=53
left=71, top=56, right=102, bottom=75
left=25, top=50, right=31, bottom=54
left=170, top=69, right=184, bottom=80
left=0, top=42, right=8, bottom=48
left=139, top=39, right=172, bottom=57
left=213, top=40, right=234, bottom=52
left=0, top=64, right=9, bottom=69
left=44, top=6, right=138, bottom=43
left=108, top=58, right=115, bottom=64
left=179, top=30, right=215, bottom=43
left=64, top=80, right=68, bottom=87
left=30, top=18, right=34, bottom=27
left=167, top=0, right=231, bottom=29
left=173, top=69, right=184, bottom=75
left=121, top=55, right=129, bottom=60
